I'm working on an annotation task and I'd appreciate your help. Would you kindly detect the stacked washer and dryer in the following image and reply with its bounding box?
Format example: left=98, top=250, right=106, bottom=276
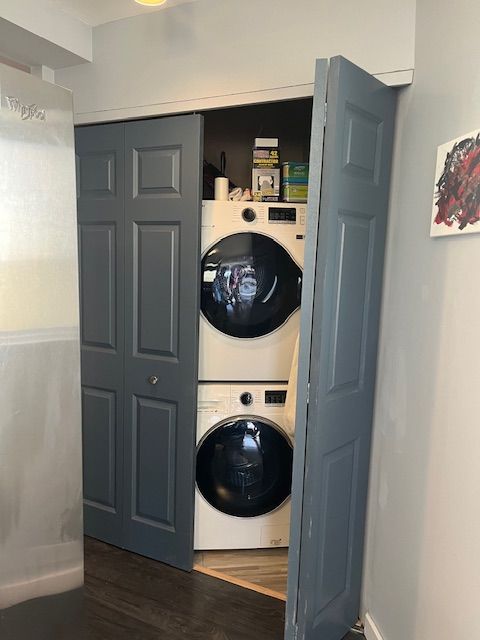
left=195, top=200, right=306, bottom=551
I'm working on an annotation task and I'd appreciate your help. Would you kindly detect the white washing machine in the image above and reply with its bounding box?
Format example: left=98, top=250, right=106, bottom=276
left=195, top=383, right=293, bottom=550
left=199, top=201, right=306, bottom=382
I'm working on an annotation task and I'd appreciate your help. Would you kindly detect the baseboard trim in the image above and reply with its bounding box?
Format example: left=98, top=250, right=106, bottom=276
left=364, top=612, right=385, bottom=640
left=0, top=564, right=83, bottom=610
left=193, top=564, right=287, bottom=602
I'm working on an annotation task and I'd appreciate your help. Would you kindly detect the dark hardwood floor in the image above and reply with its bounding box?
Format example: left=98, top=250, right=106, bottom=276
left=85, top=537, right=365, bottom=640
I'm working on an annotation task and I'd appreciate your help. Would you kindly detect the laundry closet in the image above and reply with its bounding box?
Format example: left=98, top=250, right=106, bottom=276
left=76, top=57, right=397, bottom=640
left=78, top=94, right=313, bottom=598
left=193, top=98, right=313, bottom=598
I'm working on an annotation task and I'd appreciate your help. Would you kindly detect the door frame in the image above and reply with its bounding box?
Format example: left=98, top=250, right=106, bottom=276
left=73, top=71, right=411, bottom=126
left=75, top=55, right=397, bottom=640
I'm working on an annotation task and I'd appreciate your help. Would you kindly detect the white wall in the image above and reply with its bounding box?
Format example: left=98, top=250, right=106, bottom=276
left=363, top=0, right=480, bottom=638
left=0, top=0, right=92, bottom=68
left=55, top=0, right=416, bottom=123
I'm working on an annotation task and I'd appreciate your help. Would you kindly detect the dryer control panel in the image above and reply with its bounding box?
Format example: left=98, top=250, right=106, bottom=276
left=202, top=201, right=306, bottom=230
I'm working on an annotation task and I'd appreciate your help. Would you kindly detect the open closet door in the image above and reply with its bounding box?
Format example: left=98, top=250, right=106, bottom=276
left=76, top=123, right=126, bottom=547
left=123, top=114, right=203, bottom=570
left=286, top=57, right=397, bottom=640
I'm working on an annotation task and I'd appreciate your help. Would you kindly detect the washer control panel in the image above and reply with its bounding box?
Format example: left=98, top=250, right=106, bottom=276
left=228, top=385, right=288, bottom=413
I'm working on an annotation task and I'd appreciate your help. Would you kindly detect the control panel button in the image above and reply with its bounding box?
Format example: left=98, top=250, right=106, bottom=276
left=242, top=208, right=257, bottom=223
left=240, top=392, right=254, bottom=406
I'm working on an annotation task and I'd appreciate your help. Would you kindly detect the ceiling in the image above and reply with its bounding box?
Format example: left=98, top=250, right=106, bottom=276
left=51, top=0, right=200, bottom=27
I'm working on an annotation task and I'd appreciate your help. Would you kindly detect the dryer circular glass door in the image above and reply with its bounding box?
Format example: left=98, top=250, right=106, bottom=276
left=201, top=232, right=302, bottom=338
left=196, top=417, right=293, bottom=518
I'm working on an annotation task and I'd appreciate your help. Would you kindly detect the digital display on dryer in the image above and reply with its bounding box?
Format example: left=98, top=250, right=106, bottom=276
left=268, top=207, right=297, bottom=223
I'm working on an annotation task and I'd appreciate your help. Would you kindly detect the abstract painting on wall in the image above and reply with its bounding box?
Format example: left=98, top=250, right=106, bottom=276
left=431, top=129, right=480, bottom=237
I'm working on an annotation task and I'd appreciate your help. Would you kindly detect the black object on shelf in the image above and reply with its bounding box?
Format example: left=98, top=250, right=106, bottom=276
left=203, top=157, right=236, bottom=200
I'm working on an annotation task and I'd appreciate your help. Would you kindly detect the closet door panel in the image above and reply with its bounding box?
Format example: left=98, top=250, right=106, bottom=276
left=124, top=114, right=203, bottom=570
left=82, top=386, right=117, bottom=510
left=286, top=57, right=397, bottom=640
left=79, top=223, right=117, bottom=350
left=133, top=222, right=180, bottom=359
left=131, top=396, right=177, bottom=530
left=76, top=123, right=126, bottom=546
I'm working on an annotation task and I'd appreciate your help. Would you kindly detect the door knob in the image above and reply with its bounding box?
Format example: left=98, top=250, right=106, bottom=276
left=148, top=375, right=159, bottom=385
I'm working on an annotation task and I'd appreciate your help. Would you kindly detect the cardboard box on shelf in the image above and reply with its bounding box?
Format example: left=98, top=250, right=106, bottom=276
left=252, top=167, right=280, bottom=202
left=252, top=138, right=280, bottom=201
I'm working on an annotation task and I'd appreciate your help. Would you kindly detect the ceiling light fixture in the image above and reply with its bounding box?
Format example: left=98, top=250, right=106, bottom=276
left=134, top=0, right=167, bottom=6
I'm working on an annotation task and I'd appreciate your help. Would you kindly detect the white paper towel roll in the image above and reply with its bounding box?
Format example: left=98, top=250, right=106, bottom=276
left=214, top=177, right=229, bottom=201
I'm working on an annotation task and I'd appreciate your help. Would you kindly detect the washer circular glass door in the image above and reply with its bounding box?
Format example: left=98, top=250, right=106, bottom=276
left=196, top=417, right=293, bottom=518
left=201, top=232, right=302, bottom=338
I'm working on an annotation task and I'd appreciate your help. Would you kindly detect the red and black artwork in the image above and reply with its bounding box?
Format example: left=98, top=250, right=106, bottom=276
left=431, top=129, right=480, bottom=236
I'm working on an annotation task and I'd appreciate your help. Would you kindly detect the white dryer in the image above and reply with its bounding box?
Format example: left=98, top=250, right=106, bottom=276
left=195, top=383, right=293, bottom=550
left=199, top=201, right=306, bottom=382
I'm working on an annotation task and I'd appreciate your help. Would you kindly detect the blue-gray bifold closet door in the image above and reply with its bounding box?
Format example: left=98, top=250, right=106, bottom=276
left=123, top=115, right=203, bottom=570
left=76, top=114, right=203, bottom=571
left=76, top=123, right=126, bottom=547
left=286, top=57, right=397, bottom=640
